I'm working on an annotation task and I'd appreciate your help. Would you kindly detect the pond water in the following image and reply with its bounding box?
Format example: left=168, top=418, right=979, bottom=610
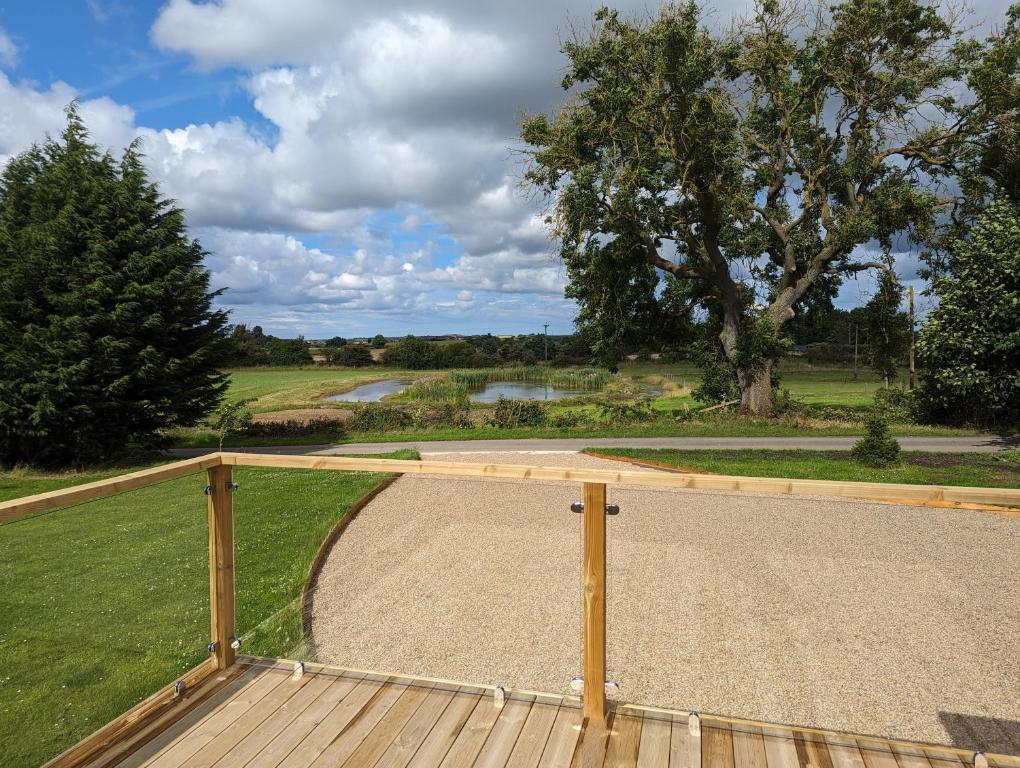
left=323, top=379, right=412, bottom=402
left=468, top=381, right=589, bottom=403
left=323, top=378, right=593, bottom=403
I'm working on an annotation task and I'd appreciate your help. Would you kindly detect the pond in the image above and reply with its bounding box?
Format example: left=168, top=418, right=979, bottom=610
left=323, top=379, right=412, bottom=402
left=468, top=381, right=589, bottom=403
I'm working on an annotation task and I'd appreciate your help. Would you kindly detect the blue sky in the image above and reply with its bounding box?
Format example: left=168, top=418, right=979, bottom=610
left=0, top=0, right=1008, bottom=337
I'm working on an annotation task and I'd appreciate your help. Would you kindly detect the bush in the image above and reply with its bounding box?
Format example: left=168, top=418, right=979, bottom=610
left=490, top=397, right=547, bottom=428
left=915, top=196, right=1020, bottom=426
left=410, top=404, right=473, bottom=429
left=243, top=418, right=346, bottom=439
left=549, top=411, right=587, bottom=428
left=597, top=401, right=658, bottom=423
left=327, top=344, right=373, bottom=367
left=872, top=387, right=915, bottom=423
left=850, top=414, right=901, bottom=468
left=693, top=358, right=740, bottom=404
left=346, top=404, right=414, bottom=433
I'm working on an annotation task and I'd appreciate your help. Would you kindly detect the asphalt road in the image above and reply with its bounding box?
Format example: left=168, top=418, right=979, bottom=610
left=168, top=434, right=1018, bottom=457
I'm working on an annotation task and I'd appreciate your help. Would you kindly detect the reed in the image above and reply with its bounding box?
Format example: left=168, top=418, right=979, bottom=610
left=450, top=366, right=610, bottom=392
left=396, top=378, right=471, bottom=406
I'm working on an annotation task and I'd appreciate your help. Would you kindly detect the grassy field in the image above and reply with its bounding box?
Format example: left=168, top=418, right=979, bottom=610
left=0, top=451, right=415, bottom=767
left=620, top=360, right=894, bottom=407
left=222, top=361, right=895, bottom=411
left=223, top=367, right=404, bottom=412
left=588, top=448, right=1020, bottom=487
left=168, top=363, right=983, bottom=447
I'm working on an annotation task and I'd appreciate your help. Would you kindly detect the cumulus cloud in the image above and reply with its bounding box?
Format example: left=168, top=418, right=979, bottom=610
left=7, top=0, right=1001, bottom=334
left=0, top=73, right=136, bottom=164
left=0, top=28, right=18, bottom=69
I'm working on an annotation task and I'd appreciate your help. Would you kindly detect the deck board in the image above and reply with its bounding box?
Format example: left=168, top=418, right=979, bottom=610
left=50, top=659, right=1015, bottom=768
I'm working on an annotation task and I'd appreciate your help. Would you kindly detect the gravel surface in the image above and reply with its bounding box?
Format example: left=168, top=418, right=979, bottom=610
left=308, top=451, right=1020, bottom=754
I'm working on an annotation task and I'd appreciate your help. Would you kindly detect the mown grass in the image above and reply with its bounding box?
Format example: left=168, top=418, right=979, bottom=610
left=0, top=450, right=416, bottom=767
left=171, top=416, right=980, bottom=449
left=223, top=367, right=426, bottom=412
left=588, top=448, right=1020, bottom=488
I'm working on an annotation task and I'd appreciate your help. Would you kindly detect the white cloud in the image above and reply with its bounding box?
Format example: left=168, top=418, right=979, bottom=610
left=0, top=28, right=18, bottom=69
left=0, top=73, right=136, bottom=165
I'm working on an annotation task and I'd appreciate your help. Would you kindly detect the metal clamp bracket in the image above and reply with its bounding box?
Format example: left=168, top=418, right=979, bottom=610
left=174, top=680, right=185, bottom=698
left=570, top=501, right=620, bottom=515
left=204, top=482, right=239, bottom=495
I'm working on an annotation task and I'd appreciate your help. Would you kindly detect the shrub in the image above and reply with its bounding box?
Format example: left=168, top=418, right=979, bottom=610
left=490, top=397, right=547, bottom=428
left=549, top=411, right=587, bottom=428
left=598, top=401, right=658, bottom=423
left=399, top=378, right=470, bottom=406
left=243, top=418, right=346, bottom=439
left=207, top=398, right=255, bottom=450
left=872, top=387, right=915, bottom=423
left=410, top=404, right=473, bottom=429
left=693, top=359, right=740, bottom=404
left=346, top=404, right=414, bottom=432
left=850, top=414, right=901, bottom=468
left=915, top=195, right=1020, bottom=426
left=327, top=344, right=373, bottom=367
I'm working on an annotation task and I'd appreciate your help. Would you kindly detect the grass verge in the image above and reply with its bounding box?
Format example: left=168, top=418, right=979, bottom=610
left=587, top=448, right=1020, bottom=488
left=0, top=450, right=417, bottom=766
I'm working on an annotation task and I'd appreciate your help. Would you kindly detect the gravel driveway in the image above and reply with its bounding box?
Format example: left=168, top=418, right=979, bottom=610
left=308, top=451, right=1020, bottom=754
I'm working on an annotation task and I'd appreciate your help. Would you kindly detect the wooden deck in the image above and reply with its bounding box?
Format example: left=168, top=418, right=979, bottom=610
left=49, top=658, right=1020, bottom=768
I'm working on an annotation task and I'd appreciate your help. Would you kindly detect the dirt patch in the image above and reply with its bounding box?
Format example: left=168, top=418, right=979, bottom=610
left=252, top=408, right=351, bottom=424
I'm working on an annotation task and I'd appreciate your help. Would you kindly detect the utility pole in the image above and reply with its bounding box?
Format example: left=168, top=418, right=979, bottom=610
left=908, top=285, right=916, bottom=390
left=543, top=324, right=549, bottom=364
left=853, top=323, right=859, bottom=380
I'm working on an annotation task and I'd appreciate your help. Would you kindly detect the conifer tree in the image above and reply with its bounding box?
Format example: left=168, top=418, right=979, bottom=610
left=0, top=105, right=229, bottom=466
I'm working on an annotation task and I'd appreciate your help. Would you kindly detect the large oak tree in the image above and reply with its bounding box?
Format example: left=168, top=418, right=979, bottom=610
left=523, top=0, right=987, bottom=414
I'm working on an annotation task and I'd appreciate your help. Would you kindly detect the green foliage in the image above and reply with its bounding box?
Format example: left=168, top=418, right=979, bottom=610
left=850, top=414, right=902, bottom=467
left=872, top=387, right=916, bottom=424
left=223, top=326, right=312, bottom=367
left=397, top=378, right=470, bottom=407
left=693, top=359, right=741, bottom=405
left=326, top=344, right=373, bottom=367
left=597, top=400, right=658, bottom=423
left=916, top=196, right=1020, bottom=426
left=522, top=0, right=985, bottom=412
left=861, top=270, right=907, bottom=384
left=370, top=334, right=387, bottom=349
left=0, top=106, right=229, bottom=467
left=409, top=403, right=473, bottom=429
left=266, top=338, right=312, bottom=366
left=207, top=397, right=255, bottom=451
left=324, top=336, right=347, bottom=348
left=380, top=335, right=438, bottom=369
left=241, top=418, right=346, bottom=440
left=490, top=397, right=548, bottom=428
left=346, top=404, right=415, bottom=433
left=450, top=366, right=610, bottom=392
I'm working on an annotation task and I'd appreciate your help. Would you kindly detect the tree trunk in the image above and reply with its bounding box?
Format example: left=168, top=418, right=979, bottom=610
left=737, top=361, right=773, bottom=416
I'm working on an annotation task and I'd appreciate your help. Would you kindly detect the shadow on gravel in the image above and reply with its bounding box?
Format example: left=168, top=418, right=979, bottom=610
left=937, top=712, right=1020, bottom=755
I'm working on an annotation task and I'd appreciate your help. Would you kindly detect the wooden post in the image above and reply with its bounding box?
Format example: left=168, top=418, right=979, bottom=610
left=207, top=464, right=236, bottom=669
left=582, top=481, right=607, bottom=725
left=908, top=285, right=916, bottom=390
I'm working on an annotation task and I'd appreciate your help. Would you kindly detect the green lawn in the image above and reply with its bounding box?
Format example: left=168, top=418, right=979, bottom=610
left=621, top=360, right=894, bottom=407
left=588, top=448, right=1020, bottom=488
left=0, top=451, right=415, bottom=767
left=224, top=367, right=424, bottom=412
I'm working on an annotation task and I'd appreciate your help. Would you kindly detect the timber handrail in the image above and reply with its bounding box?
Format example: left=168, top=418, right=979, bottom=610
left=2, top=451, right=1019, bottom=522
